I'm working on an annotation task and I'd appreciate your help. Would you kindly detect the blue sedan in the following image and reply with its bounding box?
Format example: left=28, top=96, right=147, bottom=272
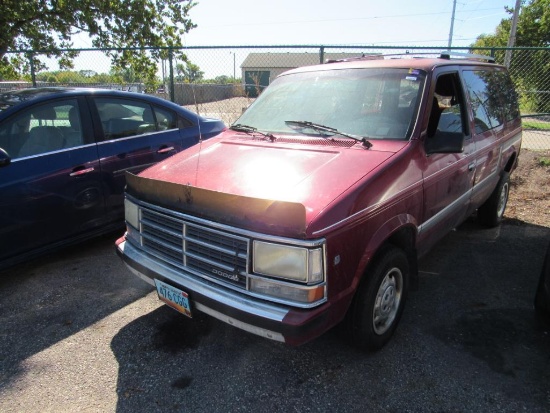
left=0, top=87, right=226, bottom=269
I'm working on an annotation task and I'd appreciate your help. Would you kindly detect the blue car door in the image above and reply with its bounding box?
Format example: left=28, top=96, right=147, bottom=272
left=90, top=96, right=189, bottom=220
left=0, top=97, right=105, bottom=263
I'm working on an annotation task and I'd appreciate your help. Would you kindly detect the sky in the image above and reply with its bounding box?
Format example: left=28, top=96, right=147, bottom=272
left=68, top=0, right=515, bottom=78
left=70, top=0, right=513, bottom=48
left=181, top=0, right=512, bottom=47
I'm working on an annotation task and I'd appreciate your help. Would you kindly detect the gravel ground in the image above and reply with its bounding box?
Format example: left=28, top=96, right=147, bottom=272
left=507, top=149, right=550, bottom=228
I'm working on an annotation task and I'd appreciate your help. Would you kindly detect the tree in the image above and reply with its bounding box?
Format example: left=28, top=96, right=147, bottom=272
left=470, top=0, right=550, bottom=113
left=80, top=70, right=97, bottom=78
left=176, top=62, right=204, bottom=83
left=0, top=0, right=197, bottom=83
left=212, top=75, right=241, bottom=84
left=471, top=0, right=550, bottom=48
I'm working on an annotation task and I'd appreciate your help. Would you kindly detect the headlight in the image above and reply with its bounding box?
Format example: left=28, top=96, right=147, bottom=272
left=125, top=198, right=140, bottom=229
left=253, top=241, right=324, bottom=284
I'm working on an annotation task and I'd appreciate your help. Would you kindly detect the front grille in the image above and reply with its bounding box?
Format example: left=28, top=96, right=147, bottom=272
left=140, top=208, right=249, bottom=288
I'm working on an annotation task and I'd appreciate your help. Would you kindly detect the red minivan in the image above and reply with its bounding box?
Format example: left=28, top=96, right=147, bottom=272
left=116, top=53, right=522, bottom=351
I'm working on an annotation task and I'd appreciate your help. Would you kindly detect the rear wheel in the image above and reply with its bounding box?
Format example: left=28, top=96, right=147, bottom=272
left=478, top=172, right=510, bottom=227
left=534, top=242, right=550, bottom=322
left=346, top=246, right=410, bottom=351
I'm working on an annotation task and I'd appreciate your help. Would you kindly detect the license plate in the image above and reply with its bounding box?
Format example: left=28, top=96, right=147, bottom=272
left=154, top=279, right=192, bottom=318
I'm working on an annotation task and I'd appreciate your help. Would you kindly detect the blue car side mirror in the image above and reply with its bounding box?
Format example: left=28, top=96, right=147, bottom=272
left=0, top=147, right=11, bottom=167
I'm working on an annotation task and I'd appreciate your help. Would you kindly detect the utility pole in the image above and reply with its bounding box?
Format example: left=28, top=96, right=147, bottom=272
left=448, top=0, right=457, bottom=49
left=230, top=52, right=236, bottom=80
left=505, top=0, right=522, bottom=68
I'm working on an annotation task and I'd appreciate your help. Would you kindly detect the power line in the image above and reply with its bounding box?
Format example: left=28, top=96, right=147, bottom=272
left=197, top=7, right=507, bottom=28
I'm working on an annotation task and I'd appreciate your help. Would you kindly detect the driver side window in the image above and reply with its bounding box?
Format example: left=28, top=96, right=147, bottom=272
left=0, top=99, right=82, bottom=159
left=426, top=73, right=468, bottom=154
left=428, top=74, right=466, bottom=136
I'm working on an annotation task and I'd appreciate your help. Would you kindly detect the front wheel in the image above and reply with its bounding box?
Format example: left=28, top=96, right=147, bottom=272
left=346, top=246, right=410, bottom=351
left=477, top=172, right=510, bottom=227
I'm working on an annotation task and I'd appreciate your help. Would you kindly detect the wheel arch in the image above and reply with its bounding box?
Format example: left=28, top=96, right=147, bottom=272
left=379, top=225, right=419, bottom=291
left=355, top=215, right=419, bottom=293
left=504, top=151, right=518, bottom=173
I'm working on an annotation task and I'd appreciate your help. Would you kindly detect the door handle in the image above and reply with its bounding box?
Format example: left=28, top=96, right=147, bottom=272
left=158, top=146, right=175, bottom=154
left=70, top=167, right=95, bottom=177
left=468, top=162, right=475, bottom=171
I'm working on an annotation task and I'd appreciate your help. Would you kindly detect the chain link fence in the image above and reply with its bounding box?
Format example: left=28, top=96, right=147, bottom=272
left=480, top=47, right=550, bottom=150
left=2, top=45, right=549, bottom=148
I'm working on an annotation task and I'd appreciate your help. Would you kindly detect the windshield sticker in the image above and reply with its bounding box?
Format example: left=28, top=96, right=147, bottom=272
left=408, top=69, right=421, bottom=75
left=405, top=76, right=418, bottom=81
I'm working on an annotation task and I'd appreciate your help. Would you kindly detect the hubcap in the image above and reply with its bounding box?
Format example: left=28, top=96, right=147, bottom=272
left=373, top=268, right=403, bottom=335
left=497, top=182, right=509, bottom=218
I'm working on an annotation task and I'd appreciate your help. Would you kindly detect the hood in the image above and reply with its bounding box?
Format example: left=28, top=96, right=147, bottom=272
left=134, top=132, right=405, bottom=236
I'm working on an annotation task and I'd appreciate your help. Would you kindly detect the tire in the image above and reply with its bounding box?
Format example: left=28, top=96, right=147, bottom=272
left=477, top=172, right=510, bottom=227
left=346, top=246, right=410, bottom=351
left=534, top=242, right=550, bottom=322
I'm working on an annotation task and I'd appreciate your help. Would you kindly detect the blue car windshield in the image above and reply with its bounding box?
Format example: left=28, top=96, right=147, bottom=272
left=236, top=68, right=426, bottom=140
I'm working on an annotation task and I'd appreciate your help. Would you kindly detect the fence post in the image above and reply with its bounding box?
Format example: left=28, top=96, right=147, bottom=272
left=168, top=47, right=175, bottom=103
left=28, top=53, right=36, bottom=87
left=319, top=46, right=325, bottom=64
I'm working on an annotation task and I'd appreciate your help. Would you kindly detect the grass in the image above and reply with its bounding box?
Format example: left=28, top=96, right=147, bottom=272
left=538, top=157, right=550, bottom=167
left=523, top=120, right=550, bottom=130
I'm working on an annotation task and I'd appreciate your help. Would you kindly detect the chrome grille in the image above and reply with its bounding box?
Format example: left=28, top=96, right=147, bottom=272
left=140, top=208, right=249, bottom=288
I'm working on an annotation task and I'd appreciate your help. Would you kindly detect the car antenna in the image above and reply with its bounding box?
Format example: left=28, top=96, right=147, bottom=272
left=181, top=35, right=203, bottom=187
left=190, top=79, right=203, bottom=187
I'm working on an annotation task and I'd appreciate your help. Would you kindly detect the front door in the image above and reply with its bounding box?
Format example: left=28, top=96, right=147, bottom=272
left=419, top=71, right=476, bottom=250
left=0, top=98, right=104, bottom=263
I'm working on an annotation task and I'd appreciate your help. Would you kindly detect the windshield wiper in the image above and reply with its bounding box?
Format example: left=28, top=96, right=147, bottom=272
left=285, top=120, right=372, bottom=149
left=230, top=124, right=276, bottom=142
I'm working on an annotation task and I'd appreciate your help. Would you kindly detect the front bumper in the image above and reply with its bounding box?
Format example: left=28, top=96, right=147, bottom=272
left=116, top=237, right=330, bottom=345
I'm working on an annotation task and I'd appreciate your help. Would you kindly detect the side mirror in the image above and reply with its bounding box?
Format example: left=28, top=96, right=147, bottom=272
left=0, top=147, right=11, bottom=167
left=425, top=131, right=464, bottom=155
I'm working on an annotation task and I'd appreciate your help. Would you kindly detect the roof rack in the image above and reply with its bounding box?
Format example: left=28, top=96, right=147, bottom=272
left=325, top=52, right=443, bottom=63
left=325, top=51, right=496, bottom=64
left=439, top=50, right=495, bottom=63
left=325, top=54, right=384, bottom=63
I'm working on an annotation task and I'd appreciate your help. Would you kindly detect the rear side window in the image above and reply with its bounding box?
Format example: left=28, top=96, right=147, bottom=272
left=94, top=98, right=156, bottom=140
left=462, top=70, right=504, bottom=133
left=153, top=106, right=177, bottom=130
left=494, top=71, right=520, bottom=121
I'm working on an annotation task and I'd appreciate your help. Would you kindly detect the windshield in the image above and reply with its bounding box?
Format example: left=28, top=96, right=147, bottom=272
left=236, top=67, right=426, bottom=140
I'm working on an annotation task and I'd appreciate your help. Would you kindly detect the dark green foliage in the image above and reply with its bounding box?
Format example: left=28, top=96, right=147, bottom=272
left=0, top=0, right=197, bottom=84
left=470, top=0, right=550, bottom=113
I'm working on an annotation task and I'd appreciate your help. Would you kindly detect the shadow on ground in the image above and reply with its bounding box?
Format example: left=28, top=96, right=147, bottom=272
left=111, top=218, right=550, bottom=412
left=0, top=232, right=151, bottom=389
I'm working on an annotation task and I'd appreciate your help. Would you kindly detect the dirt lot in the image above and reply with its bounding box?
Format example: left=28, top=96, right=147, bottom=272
left=507, top=149, right=550, bottom=227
